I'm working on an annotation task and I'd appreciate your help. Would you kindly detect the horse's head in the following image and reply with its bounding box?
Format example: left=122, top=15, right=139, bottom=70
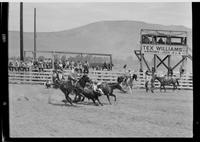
left=117, top=76, right=124, bottom=84
left=153, top=74, right=163, bottom=82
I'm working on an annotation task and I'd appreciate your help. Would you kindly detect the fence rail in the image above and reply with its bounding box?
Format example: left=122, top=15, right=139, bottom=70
left=8, top=69, right=193, bottom=90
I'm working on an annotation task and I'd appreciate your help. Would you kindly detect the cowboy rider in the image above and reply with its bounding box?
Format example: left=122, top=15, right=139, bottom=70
left=166, top=66, right=173, bottom=79
left=145, top=69, right=151, bottom=83
left=124, top=69, right=132, bottom=82
left=67, top=67, right=80, bottom=85
left=52, top=68, right=65, bottom=81
left=145, top=67, right=155, bottom=91
left=122, top=64, right=131, bottom=82
left=52, top=69, right=60, bottom=88
left=58, top=69, right=65, bottom=81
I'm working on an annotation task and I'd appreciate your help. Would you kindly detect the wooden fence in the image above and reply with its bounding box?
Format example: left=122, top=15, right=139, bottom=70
left=8, top=69, right=193, bottom=90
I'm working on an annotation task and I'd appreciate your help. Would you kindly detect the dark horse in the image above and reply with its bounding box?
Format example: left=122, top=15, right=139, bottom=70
left=52, top=79, right=76, bottom=106
left=153, top=75, right=180, bottom=92
left=117, top=74, right=137, bottom=94
left=97, top=82, right=126, bottom=104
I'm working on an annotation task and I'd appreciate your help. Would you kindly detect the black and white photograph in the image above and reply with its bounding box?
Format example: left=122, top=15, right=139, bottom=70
left=6, top=1, right=193, bottom=138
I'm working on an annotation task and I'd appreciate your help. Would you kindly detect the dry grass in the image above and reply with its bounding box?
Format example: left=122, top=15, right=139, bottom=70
left=9, top=84, right=193, bottom=137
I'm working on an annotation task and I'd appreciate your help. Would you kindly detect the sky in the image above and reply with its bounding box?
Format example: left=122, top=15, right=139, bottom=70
left=8, top=2, right=192, bottom=32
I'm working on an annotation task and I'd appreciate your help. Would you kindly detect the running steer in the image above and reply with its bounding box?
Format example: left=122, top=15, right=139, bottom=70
left=73, top=75, right=104, bottom=106
left=81, top=83, right=104, bottom=106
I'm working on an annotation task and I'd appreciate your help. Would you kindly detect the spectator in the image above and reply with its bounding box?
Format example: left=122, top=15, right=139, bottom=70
left=59, top=61, right=63, bottom=70
left=83, top=61, right=89, bottom=74
left=66, top=60, right=70, bottom=69
left=143, top=36, right=150, bottom=44
left=39, top=61, right=44, bottom=72
left=14, top=60, right=19, bottom=71
left=27, top=60, right=33, bottom=71
left=108, top=63, right=113, bottom=71
left=102, top=62, right=107, bottom=70
left=8, top=61, right=14, bottom=71
left=158, top=37, right=164, bottom=44
left=68, top=68, right=80, bottom=85
left=123, top=64, right=127, bottom=73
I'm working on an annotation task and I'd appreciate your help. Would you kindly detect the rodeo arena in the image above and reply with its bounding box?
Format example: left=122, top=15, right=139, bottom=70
left=8, top=4, right=193, bottom=137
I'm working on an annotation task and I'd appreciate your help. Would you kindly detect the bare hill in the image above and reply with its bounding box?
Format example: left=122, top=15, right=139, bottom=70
left=8, top=20, right=192, bottom=71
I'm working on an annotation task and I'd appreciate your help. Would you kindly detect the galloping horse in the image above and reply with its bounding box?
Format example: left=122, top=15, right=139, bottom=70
left=117, top=74, right=137, bottom=94
left=153, top=75, right=180, bottom=92
left=97, top=82, right=126, bottom=104
left=49, top=79, right=76, bottom=106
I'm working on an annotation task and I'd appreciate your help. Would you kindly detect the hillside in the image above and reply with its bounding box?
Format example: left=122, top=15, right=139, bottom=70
left=8, top=20, right=192, bottom=72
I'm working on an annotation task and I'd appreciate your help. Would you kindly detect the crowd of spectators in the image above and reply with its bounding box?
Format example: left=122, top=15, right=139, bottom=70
left=8, top=59, right=53, bottom=72
left=8, top=58, right=113, bottom=72
left=54, top=60, right=90, bottom=74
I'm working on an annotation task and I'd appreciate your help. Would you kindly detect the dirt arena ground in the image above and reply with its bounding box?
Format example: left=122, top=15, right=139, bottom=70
left=9, top=84, right=193, bottom=137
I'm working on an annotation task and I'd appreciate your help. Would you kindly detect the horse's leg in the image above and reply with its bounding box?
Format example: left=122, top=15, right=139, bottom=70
left=174, top=83, right=178, bottom=91
left=120, top=86, right=127, bottom=93
left=96, top=98, right=103, bottom=106
left=172, top=83, right=175, bottom=91
left=176, top=80, right=180, bottom=90
left=74, top=90, right=84, bottom=103
left=73, top=94, right=78, bottom=102
left=163, top=85, right=166, bottom=92
left=64, top=92, right=73, bottom=106
left=160, top=85, right=162, bottom=92
left=73, top=93, right=81, bottom=103
left=75, top=94, right=81, bottom=102
left=109, top=93, right=117, bottom=101
left=128, top=86, right=133, bottom=95
left=63, top=95, right=69, bottom=106
left=174, top=82, right=178, bottom=90
left=67, top=95, right=74, bottom=105
left=106, top=94, right=112, bottom=105
left=145, top=81, right=149, bottom=92
left=91, top=98, right=98, bottom=106
left=123, top=82, right=128, bottom=90
left=151, top=83, right=154, bottom=93
left=81, top=95, right=85, bottom=102
left=59, top=88, right=68, bottom=105
left=119, top=85, right=127, bottom=93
